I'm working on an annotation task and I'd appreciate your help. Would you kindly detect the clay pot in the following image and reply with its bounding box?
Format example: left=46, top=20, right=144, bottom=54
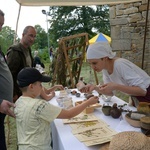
left=110, top=103, right=122, bottom=119
left=75, top=92, right=81, bottom=97
left=102, top=105, right=112, bottom=116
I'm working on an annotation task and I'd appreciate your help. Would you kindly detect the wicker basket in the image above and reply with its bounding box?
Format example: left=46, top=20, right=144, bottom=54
left=109, top=131, right=150, bottom=150
left=140, top=116, right=150, bottom=136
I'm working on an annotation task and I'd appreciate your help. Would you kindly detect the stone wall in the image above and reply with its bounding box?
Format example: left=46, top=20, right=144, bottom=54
left=109, top=0, right=150, bottom=74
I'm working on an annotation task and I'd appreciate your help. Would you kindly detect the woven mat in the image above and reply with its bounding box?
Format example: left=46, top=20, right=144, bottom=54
left=98, top=134, right=150, bottom=150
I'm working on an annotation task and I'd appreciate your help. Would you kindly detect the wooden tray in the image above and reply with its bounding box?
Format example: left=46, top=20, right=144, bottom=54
left=125, top=113, right=141, bottom=128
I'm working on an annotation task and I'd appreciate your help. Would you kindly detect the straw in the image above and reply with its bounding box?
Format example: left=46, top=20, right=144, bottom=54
left=109, top=131, right=150, bottom=150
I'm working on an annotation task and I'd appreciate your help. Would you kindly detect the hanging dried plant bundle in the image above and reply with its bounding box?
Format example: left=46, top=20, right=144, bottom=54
left=51, top=33, right=89, bottom=88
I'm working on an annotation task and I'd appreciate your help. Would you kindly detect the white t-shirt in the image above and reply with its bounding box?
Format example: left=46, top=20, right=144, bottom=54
left=102, top=58, right=150, bottom=91
left=14, top=96, right=62, bottom=150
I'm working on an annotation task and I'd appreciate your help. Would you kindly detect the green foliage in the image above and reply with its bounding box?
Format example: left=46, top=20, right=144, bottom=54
left=31, top=25, right=51, bottom=63
left=0, top=26, right=19, bottom=54
left=32, top=25, right=48, bottom=50
left=0, top=6, right=110, bottom=63
left=48, top=5, right=110, bottom=46
left=32, top=48, right=50, bottom=64
left=39, top=48, right=50, bottom=63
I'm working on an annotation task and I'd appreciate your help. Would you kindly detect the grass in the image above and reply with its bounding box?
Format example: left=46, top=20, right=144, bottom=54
left=5, top=62, right=129, bottom=149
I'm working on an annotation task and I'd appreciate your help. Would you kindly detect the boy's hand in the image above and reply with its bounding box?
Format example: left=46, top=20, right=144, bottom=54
left=53, top=85, right=64, bottom=91
left=87, top=96, right=99, bottom=105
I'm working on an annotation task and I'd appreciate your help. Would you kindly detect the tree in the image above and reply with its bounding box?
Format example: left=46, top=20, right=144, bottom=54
left=32, top=25, right=50, bottom=63
left=0, top=26, right=18, bottom=54
left=48, top=5, right=110, bottom=45
left=32, top=25, right=48, bottom=50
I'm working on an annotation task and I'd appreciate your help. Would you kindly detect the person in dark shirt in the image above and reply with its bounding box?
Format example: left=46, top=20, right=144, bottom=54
left=33, top=50, right=45, bottom=73
left=0, top=9, right=15, bottom=150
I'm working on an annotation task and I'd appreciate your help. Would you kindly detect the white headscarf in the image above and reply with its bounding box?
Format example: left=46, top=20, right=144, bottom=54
left=87, top=42, right=116, bottom=59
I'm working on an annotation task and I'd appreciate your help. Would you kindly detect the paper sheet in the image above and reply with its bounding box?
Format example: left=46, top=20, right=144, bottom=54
left=70, top=119, right=108, bottom=130
left=63, top=113, right=99, bottom=124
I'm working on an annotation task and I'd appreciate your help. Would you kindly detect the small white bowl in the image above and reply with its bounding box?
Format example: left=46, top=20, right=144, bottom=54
left=101, top=95, right=112, bottom=102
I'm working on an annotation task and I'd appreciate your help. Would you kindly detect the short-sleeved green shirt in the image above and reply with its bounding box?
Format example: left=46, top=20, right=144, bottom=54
left=14, top=96, right=62, bottom=150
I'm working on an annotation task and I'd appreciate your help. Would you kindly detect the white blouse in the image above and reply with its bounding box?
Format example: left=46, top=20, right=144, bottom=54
left=102, top=58, right=150, bottom=91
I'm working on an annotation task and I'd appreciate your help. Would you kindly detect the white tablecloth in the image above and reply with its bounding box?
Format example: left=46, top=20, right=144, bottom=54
left=49, top=90, right=141, bottom=150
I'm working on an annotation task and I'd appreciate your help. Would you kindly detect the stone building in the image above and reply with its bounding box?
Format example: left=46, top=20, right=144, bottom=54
left=109, top=0, right=150, bottom=74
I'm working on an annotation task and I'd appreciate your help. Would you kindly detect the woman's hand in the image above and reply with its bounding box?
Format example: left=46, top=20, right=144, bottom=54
left=98, top=82, right=115, bottom=96
left=79, top=84, right=95, bottom=93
